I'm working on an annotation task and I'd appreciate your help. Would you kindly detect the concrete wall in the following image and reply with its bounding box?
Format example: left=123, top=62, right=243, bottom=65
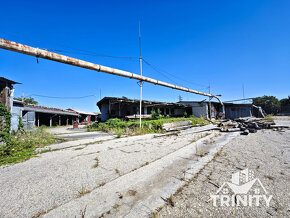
left=11, top=103, right=23, bottom=132
left=101, top=104, right=109, bottom=122
left=22, top=111, right=35, bottom=129
left=182, top=102, right=208, bottom=119
left=225, top=106, right=252, bottom=119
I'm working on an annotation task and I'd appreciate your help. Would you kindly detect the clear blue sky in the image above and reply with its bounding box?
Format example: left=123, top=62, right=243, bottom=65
left=1, top=0, right=289, bottom=112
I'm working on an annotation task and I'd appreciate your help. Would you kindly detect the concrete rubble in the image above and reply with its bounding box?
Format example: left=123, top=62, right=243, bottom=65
left=218, top=117, right=289, bottom=135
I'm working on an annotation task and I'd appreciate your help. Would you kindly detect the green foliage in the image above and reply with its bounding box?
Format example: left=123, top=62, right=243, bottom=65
left=0, top=128, right=61, bottom=166
left=280, top=96, right=290, bottom=106
left=184, top=111, right=188, bottom=117
left=87, top=116, right=208, bottom=136
left=14, top=97, right=38, bottom=105
left=116, top=131, right=122, bottom=138
left=253, top=95, right=280, bottom=114
left=151, top=109, right=159, bottom=119
left=263, top=114, right=274, bottom=122
left=18, top=116, right=24, bottom=130
left=0, top=102, right=12, bottom=156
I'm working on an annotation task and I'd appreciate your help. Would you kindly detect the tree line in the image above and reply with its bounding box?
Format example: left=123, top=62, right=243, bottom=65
left=253, top=95, right=290, bottom=114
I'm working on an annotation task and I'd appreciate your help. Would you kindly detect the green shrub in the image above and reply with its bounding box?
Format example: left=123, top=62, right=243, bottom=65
left=0, top=128, right=61, bottom=166
left=87, top=116, right=209, bottom=136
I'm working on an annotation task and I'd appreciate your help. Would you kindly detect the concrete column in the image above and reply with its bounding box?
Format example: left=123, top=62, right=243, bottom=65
left=59, top=115, right=61, bottom=126
left=50, top=115, right=52, bottom=127
left=66, top=116, right=68, bottom=125
left=37, top=113, right=39, bottom=127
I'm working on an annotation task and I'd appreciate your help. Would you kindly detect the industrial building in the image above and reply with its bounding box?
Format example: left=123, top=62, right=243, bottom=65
left=0, top=77, right=20, bottom=111
left=179, top=100, right=253, bottom=119
left=11, top=100, right=79, bottom=131
left=67, top=108, right=100, bottom=123
left=97, top=96, right=253, bottom=122
left=97, top=97, right=191, bottom=121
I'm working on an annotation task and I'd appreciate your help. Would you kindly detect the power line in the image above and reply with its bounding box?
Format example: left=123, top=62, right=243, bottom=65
left=142, top=58, right=208, bottom=89
left=27, top=94, right=96, bottom=99
left=142, top=59, right=181, bottom=86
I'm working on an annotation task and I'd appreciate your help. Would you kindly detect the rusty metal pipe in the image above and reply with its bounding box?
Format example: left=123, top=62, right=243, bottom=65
left=0, top=38, right=223, bottom=106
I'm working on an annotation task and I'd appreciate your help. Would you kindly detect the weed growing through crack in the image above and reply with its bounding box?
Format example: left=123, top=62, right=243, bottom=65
left=116, top=131, right=122, bottom=138
left=99, top=181, right=106, bottom=187
left=265, top=175, right=274, bottom=180
left=78, top=186, right=91, bottom=197
left=199, top=150, right=205, bottom=157
left=150, top=211, right=159, bottom=218
left=113, top=203, right=120, bottom=211
left=167, top=195, right=175, bottom=207
left=93, top=157, right=99, bottom=168
left=213, top=151, right=221, bottom=159
left=127, top=189, right=137, bottom=196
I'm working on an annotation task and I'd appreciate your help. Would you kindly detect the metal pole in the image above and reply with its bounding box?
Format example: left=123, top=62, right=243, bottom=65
left=0, top=38, right=224, bottom=106
left=208, top=85, right=211, bottom=120
left=139, top=22, right=142, bottom=128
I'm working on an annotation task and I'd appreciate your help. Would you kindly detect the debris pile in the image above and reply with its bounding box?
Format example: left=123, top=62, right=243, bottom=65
left=218, top=117, right=288, bottom=135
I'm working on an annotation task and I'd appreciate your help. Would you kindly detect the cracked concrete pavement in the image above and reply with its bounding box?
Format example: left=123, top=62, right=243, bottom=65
left=1, top=117, right=289, bottom=218
left=158, top=118, right=290, bottom=217
left=0, top=124, right=233, bottom=217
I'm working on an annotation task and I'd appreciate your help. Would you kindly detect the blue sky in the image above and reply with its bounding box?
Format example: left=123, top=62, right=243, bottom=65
left=1, top=0, right=289, bottom=112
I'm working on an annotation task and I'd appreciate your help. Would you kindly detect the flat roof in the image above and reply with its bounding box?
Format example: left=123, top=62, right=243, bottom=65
left=0, top=77, right=21, bottom=84
left=13, top=100, right=79, bottom=116
left=67, top=108, right=96, bottom=116
left=97, top=97, right=189, bottom=108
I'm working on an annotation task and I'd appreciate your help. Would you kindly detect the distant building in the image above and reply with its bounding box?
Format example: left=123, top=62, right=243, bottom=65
left=67, top=109, right=100, bottom=123
left=0, top=77, right=20, bottom=111
left=97, top=97, right=191, bottom=121
left=179, top=101, right=252, bottom=119
left=11, top=100, right=79, bottom=131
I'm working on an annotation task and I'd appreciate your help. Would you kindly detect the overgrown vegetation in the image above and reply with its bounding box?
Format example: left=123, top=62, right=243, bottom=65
left=263, top=114, right=274, bottom=122
left=0, top=128, right=62, bottom=166
left=87, top=116, right=208, bottom=136
left=0, top=102, right=12, bottom=153
left=0, top=104, right=62, bottom=166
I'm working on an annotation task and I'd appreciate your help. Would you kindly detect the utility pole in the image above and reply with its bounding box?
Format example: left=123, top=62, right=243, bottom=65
left=139, top=22, right=143, bottom=128
left=208, top=85, right=211, bottom=120
left=242, top=84, right=245, bottom=103
left=22, top=91, right=24, bottom=102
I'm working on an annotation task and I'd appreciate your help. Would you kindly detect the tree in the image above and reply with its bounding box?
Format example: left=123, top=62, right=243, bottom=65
left=280, top=96, right=290, bottom=106
left=253, top=96, right=280, bottom=114
left=14, top=97, right=38, bottom=105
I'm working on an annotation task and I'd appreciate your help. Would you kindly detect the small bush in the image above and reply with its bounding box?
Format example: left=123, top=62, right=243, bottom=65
left=263, top=114, right=274, bottom=122
left=116, top=131, right=122, bottom=138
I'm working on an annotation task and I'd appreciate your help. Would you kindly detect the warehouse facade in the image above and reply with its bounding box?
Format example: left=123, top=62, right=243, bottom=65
left=11, top=100, right=79, bottom=131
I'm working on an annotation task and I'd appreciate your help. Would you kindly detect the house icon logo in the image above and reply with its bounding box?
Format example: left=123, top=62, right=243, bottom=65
left=210, top=168, right=272, bottom=207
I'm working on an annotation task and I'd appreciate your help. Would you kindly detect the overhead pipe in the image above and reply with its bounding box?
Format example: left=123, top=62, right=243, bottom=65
left=0, top=38, right=224, bottom=112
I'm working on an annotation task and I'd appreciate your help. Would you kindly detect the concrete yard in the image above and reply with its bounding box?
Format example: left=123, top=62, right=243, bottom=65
left=0, top=118, right=289, bottom=217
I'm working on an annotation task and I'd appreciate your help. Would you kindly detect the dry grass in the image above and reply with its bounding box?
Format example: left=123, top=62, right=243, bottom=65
left=127, top=189, right=138, bottom=196
left=92, top=157, right=99, bottom=168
